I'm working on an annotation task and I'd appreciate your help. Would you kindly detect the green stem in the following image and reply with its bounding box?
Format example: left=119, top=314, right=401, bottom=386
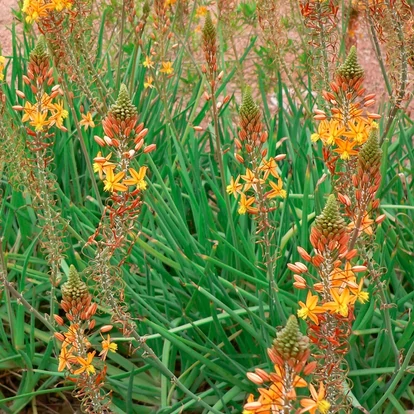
left=115, top=0, right=126, bottom=91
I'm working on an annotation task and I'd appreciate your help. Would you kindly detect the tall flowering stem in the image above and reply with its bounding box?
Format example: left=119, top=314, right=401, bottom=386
left=290, top=47, right=396, bottom=412
left=88, top=84, right=155, bottom=336
left=54, top=265, right=115, bottom=413
left=299, top=0, right=340, bottom=92
left=229, top=89, right=286, bottom=319
left=201, top=13, right=239, bottom=264
left=244, top=316, right=330, bottom=414
left=12, top=36, right=67, bottom=314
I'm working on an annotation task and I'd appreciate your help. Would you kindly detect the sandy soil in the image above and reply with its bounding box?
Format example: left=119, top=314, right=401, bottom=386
left=0, top=0, right=16, bottom=56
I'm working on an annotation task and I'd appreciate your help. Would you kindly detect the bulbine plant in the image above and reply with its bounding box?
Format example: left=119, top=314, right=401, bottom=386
left=0, top=1, right=412, bottom=413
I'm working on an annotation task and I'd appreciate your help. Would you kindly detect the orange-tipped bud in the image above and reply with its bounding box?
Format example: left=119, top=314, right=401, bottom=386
left=372, top=199, right=380, bottom=209
left=135, top=139, right=144, bottom=151
left=267, top=348, right=284, bottom=365
left=100, top=325, right=114, bottom=333
left=261, top=148, right=268, bottom=158
left=12, top=105, right=24, bottom=111
left=89, top=319, right=96, bottom=330
left=312, top=254, right=324, bottom=267
left=364, top=99, right=375, bottom=107
left=204, top=91, right=210, bottom=101
left=345, top=249, right=358, bottom=260
left=363, top=93, right=376, bottom=101
left=16, top=90, right=26, bottom=99
left=54, top=315, right=65, bottom=325
left=330, top=82, right=340, bottom=93
left=297, top=246, right=311, bottom=262
left=367, top=112, right=381, bottom=119
left=254, top=368, right=270, bottom=381
left=223, top=95, right=231, bottom=104
left=352, top=265, right=367, bottom=273
left=313, top=282, right=324, bottom=292
left=244, top=402, right=262, bottom=410
left=287, top=263, right=302, bottom=273
left=135, top=128, right=149, bottom=142
left=376, top=214, right=386, bottom=224
left=274, top=154, right=286, bottom=162
left=295, top=262, right=308, bottom=272
left=193, top=126, right=203, bottom=131
left=54, top=332, right=65, bottom=341
left=247, top=372, right=264, bottom=385
left=103, top=136, right=113, bottom=146
left=314, top=114, right=327, bottom=121
left=144, top=143, right=156, bottom=153
left=235, top=153, right=244, bottom=163
left=303, top=361, right=317, bottom=375
left=337, top=192, right=351, bottom=207
left=293, top=275, right=306, bottom=289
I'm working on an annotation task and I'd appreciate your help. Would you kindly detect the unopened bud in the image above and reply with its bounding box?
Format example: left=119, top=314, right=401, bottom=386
left=100, top=325, right=114, bottom=333
left=54, top=315, right=65, bottom=325
left=193, top=126, right=203, bottom=131
left=143, top=143, right=156, bottom=153
left=246, top=372, right=264, bottom=385
left=16, top=90, right=26, bottom=99
left=54, top=332, right=65, bottom=341
left=375, top=214, right=386, bottom=224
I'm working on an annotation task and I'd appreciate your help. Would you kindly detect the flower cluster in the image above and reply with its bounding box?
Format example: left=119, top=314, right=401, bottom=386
left=244, top=316, right=330, bottom=414
left=228, top=90, right=286, bottom=218
left=22, top=0, right=72, bottom=24
left=89, top=84, right=155, bottom=336
left=311, top=47, right=380, bottom=164
left=54, top=265, right=115, bottom=413
left=93, top=84, right=154, bottom=195
left=287, top=48, right=385, bottom=410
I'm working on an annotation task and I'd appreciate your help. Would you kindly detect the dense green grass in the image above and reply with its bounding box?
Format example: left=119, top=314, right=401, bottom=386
left=0, top=3, right=414, bottom=413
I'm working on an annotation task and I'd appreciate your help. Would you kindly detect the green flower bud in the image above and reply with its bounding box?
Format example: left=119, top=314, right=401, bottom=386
left=337, top=46, right=364, bottom=80
left=314, top=194, right=346, bottom=237
left=61, top=265, right=88, bottom=301
left=109, top=84, right=137, bottom=121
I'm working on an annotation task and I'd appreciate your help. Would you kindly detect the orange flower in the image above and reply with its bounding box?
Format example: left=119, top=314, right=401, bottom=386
left=300, top=382, right=331, bottom=414
left=79, top=112, right=95, bottom=130
left=342, top=119, right=368, bottom=145
left=160, top=61, right=174, bottom=75
left=323, top=288, right=351, bottom=317
left=99, top=334, right=118, bottom=360
left=74, top=351, right=96, bottom=376
left=58, top=345, right=76, bottom=372
left=93, top=152, right=115, bottom=180
left=143, top=56, right=154, bottom=69
left=103, top=169, right=127, bottom=192
left=325, top=120, right=345, bottom=145
left=123, top=166, right=148, bottom=190
left=30, top=110, right=49, bottom=131
left=349, top=278, right=369, bottom=304
left=297, top=291, right=325, bottom=325
left=310, top=120, right=329, bottom=143
left=260, top=158, right=280, bottom=179
left=330, top=262, right=357, bottom=289
left=348, top=213, right=374, bottom=236
left=333, top=138, right=358, bottom=160
left=238, top=193, right=258, bottom=215
left=266, top=178, right=287, bottom=199
left=226, top=175, right=243, bottom=198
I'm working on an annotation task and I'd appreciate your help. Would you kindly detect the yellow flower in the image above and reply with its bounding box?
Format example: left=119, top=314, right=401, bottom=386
left=241, top=168, right=260, bottom=191
left=238, top=193, right=258, bottom=215
left=330, top=262, right=357, bottom=289
left=326, top=120, right=345, bottom=146
left=226, top=176, right=242, bottom=198
left=310, top=120, right=329, bottom=143
left=22, top=0, right=51, bottom=23
left=297, top=291, right=325, bottom=325
left=103, top=169, right=127, bottom=192
left=50, top=0, right=72, bottom=11
left=49, top=99, right=68, bottom=129
left=143, top=55, right=154, bottom=69
left=123, top=166, right=148, bottom=190
left=323, top=288, right=351, bottom=317
left=22, top=101, right=36, bottom=122
left=30, top=110, right=49, bottom=131
left=342, top=119, right=369, bottom=145
left=74, top=351, right=96, bottom=376
left=0, top=56, right=5, bottom=81
left=99, top=334, right=118, bottom=360
left=160, top=61, right=174, bottom=75
left=300, top=382, right=331, bottom=414
left=266, top=178, right=287, bottom=199
left=93, top=152, right=115, bottom=180
left=79, top=112, right=95, bottom=130
left=195, top=6, right=208, bottom=18
left=350, top=278, right=369, bottom=304
left=333, top=138, right=358, bottom=160
left=144, top=76, right=154, bottom=89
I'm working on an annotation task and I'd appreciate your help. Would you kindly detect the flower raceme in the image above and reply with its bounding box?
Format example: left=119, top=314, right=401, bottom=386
left=22, top=0, right=72, bottom=24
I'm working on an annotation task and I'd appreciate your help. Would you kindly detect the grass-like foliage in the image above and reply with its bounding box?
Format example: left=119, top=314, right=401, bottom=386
left=0, top=0, right=413, bottom=413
